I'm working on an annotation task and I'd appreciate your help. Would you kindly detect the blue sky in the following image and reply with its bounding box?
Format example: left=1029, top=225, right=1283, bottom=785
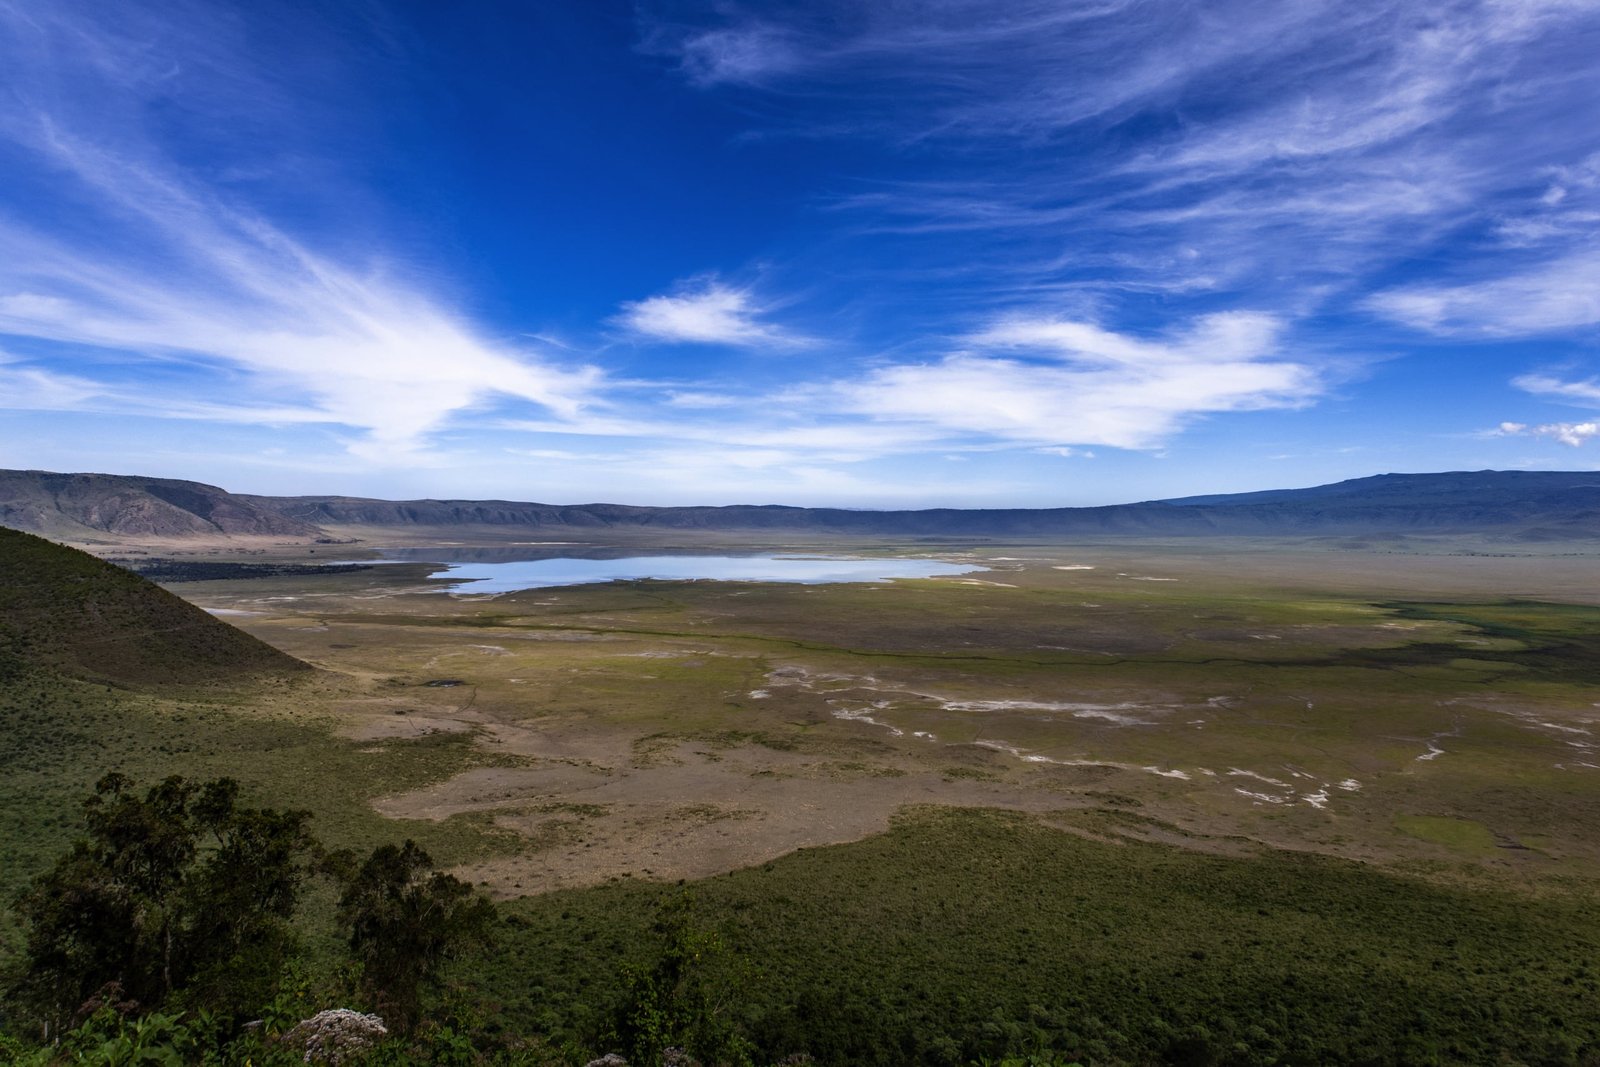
left=2, top=0, right=1600, bottom=507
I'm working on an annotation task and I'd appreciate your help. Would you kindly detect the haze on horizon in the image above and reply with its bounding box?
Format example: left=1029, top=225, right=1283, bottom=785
left=2, top=0, right=1600, bottom=509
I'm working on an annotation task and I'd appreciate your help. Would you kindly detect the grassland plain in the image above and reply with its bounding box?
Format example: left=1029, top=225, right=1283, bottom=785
left=6, top=534, right=1600, bottom=1062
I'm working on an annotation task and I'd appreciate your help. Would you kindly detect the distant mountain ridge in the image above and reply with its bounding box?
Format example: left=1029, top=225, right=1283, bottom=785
left=0, top=469, right=322, bottom=540
left=1, top=468, right=1598, bottom=541
left=1162, top=470, right=1600, bottom=507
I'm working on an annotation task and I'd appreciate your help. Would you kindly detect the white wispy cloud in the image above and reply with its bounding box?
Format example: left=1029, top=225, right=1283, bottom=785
left=1495, top=419, right=1600, bottom=447
left=11, top=0, right=1590, bottom=504
left=1494, top=373, right=1600, bottom=446
left=501, top=409, right=945, bottom=466
left=646, top=0, right=1600, bottom=322
left=0, top=2, right=601, bottom=462
left=511, top=310, right=1322, bottom=460
left=645, top=0, right=1327, bottom=123
left=1369, top=251, right=1600, bottom=335
left=1513, top=373, right=1600, bottom=406
left=839, top=312, right=1319, bottom=450
left=670, top=25, right=806, bottom=88
left=617, top=280, right=802, bottom=346
left=0, top=359, right=106, bottom=410
left=664, top=391, right=743, bottom=409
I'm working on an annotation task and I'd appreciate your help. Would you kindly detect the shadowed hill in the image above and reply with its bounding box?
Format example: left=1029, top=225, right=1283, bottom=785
left=0, top=469, right=323, bottom=540
left=240, top=469, right=1600, bottom=539
left=1, top=467, right=1598, bottom=540
left=1150, top=470, right=1600, bottom=539
left=0, top=526, right=309, bottom=685
left=1165, top=468, right=1600, bottom=509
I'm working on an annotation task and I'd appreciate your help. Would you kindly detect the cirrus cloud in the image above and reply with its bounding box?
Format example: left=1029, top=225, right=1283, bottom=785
left=1495, top=420, right=1600, bottom=447
left=839, top=312, right=1320, bottom=450
left=1369, top=251, right=1600, bottom=336
left=617, top=280, right=804, bottom=347
left=0, top=0, right=601, bottom=464
left=1514, top=373, right=1600, bottom=406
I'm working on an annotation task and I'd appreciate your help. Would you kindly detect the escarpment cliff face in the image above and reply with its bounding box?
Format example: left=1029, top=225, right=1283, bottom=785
left=222, top=470, right=1600, bottom=539
left=1, top=468, right=1598, bottom=542
left=0, top=470, right=324, bottom=540
left=0, top=526, right=309, bottom=684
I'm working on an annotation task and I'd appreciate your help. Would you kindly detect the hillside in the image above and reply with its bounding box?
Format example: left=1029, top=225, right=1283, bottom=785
left=0, top=526, right=309, bottom=685
left=1, top=467, right=1598, bottom=541
left=1153, top=469, right=1600, bottom=539
left=0, top=469, right=323, bottom=540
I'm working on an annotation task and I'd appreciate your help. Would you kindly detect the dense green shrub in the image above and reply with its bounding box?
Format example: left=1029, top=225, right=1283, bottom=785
left=337, top=840, right=497, bottom=1033
left=12, top=774, right=316, bottom=1030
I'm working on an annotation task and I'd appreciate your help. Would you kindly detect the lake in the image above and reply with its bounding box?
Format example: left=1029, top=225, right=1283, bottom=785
left=388, top=553, right=981, bottom=593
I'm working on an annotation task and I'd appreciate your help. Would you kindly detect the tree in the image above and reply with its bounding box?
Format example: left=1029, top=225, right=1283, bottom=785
left=13, top=773, right=316, bottom=1030
left=335, top=840, right=495, bottom=1033
left=610, top=893, right=754, bottom=1067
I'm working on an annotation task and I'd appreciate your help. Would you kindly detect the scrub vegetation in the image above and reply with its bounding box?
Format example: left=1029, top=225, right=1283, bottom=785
left=4, top=530, right=1600, bottom=1063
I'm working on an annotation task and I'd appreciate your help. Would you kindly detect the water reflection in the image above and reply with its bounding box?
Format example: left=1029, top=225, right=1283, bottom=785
left=386, top=552, right=980, bottom=593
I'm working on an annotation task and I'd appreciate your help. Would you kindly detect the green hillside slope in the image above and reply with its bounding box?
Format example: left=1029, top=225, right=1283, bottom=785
left=0, top=526, right=309, bottom=685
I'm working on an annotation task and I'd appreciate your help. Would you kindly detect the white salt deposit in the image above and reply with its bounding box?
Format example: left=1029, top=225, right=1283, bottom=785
left=940, top=699, right=1158, bottom=726
left=828, top=701, right=904, bottom=737
left=1227, top=768, right=1291, bottom=788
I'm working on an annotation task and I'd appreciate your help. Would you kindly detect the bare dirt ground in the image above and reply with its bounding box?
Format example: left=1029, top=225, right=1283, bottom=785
left=376, top=738, right=1093, bottom=894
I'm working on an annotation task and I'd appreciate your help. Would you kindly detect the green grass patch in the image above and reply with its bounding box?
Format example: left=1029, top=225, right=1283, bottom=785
left=0, top=668, right=524, bottom=973
left=1394, top=814, right=1500, bottom=853
left=1373, top=600, right=1600, bottom=684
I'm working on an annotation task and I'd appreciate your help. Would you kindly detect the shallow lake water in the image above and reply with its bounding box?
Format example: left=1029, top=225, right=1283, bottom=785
left=389, top=553, right=981, bottom=594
